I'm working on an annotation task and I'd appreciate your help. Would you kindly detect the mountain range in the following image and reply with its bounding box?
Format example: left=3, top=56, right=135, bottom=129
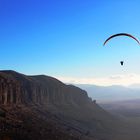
left=76, top=84, right=140, bottom=102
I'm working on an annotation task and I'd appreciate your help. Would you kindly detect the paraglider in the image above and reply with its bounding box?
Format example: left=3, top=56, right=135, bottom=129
left=103, top=33, right=140, bottom=66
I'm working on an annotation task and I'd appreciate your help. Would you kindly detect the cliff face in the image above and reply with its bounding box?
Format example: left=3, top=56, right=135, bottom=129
left=0, top=70, right=119, bottom=140
left=0, top=70, right=91, bottom=106
left=0, top=73, right=21, bottom=105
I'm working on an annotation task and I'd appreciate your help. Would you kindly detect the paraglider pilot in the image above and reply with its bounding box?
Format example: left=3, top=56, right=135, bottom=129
left=120, top=61, right=124, bottom=66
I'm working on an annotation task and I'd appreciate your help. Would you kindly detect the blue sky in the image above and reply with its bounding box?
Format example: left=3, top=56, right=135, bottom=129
left=1, top=0, right=140, bottom=85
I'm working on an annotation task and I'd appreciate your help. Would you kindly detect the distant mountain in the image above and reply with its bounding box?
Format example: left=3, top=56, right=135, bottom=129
left=0, top=70, right=119, bottom=140
left=76, top=84, right=140, bottom=102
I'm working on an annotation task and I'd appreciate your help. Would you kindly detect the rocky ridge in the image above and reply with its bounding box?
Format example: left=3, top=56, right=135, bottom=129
left=0, top=70, right=91, bottom=106
left=0, top=70, right=119, bottom=140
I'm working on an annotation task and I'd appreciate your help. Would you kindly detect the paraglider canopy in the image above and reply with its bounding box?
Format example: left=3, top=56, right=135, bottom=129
left=103, top=33, right=140, bottom=46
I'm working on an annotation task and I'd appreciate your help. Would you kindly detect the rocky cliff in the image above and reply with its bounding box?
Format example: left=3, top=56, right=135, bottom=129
left=0, top=70, right=91, bottom=106
left=0, top=70, right=120, bottom=140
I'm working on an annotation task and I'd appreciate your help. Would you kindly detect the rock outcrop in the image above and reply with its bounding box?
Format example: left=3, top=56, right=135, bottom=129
left=0, top=70, right=119, bottom=140
left=0, top=70, right=92, bottom=106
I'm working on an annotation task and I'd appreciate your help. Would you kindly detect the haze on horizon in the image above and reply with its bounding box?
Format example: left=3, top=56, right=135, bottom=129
left=1, top=0, right=140, bottom=86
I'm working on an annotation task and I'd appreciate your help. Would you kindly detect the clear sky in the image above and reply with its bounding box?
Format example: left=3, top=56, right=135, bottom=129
left=1, top=0, right=140, bottom=85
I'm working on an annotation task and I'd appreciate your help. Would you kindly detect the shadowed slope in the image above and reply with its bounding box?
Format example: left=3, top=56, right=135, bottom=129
left=0, top=70, right=119, bottom=140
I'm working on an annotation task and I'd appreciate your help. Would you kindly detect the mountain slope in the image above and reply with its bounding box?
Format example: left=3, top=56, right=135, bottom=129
left=0, top=70, right=119, bottom=140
